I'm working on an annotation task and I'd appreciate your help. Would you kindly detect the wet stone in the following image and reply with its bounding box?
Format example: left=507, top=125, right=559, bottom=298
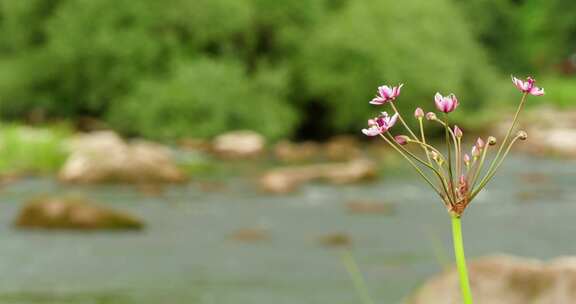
left=229, top=228, right=270, bottom=243
left=15, top=196, right=144, bottom=231
left=319, top=233, right=352, bottom=248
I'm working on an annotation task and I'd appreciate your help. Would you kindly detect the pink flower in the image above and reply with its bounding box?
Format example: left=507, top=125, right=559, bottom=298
left=369, top=84, right=404, bottom=105
left=414, top=107, right=424, bottom=119
left=512, top=76, right=545, bottom=96
left=361, top=112, right=399, bottom=136
left=434, top=93, right=459, bottom=113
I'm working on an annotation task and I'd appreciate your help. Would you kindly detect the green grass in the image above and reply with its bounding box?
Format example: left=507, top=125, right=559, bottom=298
left=0, top=123, right=71, bottom=175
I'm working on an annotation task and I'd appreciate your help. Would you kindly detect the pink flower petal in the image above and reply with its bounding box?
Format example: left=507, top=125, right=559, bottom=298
left=362, top=126, right=381, bottom=136
left=529, top=87, right=545, bottom=96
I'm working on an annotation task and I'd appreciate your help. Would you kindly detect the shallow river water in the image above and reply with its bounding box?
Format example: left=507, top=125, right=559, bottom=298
left=0, top=155, right=575, bottom=304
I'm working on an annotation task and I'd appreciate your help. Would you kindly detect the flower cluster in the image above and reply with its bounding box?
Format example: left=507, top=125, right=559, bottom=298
left=362, top=76, right=544, bottom=217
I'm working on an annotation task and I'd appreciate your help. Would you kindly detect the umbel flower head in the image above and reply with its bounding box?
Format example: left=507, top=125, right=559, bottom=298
left=362, top=78, right=544, bottom=217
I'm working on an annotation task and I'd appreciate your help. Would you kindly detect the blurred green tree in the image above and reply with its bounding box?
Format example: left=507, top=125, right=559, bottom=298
left=457, top=0, right=576, bottom=73
left=0, top=0, right=512, bottom=140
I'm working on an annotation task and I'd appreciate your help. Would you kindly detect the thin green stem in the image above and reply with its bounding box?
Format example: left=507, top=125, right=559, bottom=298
left=470, top=135, right=522, bottom=199
left=469, top=143, right=490, bottom=190
left=419, top=118, right=433, bottom=166
left=387, top=134, right=452, bottom=204
left=451, top=215, right=473, bottom=304
left=443, top=118, right=457, bottom=202
left=390, top=103, right=419, bottom=140
left=456, top=137, right=462, bottom=177
left=482, top=93, right=528, bottom=180
left=407, top=139, right=448, bottom=165
left=341, top=250, right=375, bottom=304
left=379, top=134, right=445, bottom=198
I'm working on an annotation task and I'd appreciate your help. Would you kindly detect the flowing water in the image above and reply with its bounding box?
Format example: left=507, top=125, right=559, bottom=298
left=0, top=155, right=575, bottom=304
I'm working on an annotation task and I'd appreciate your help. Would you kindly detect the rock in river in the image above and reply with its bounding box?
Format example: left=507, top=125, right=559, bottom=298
left=212, top=130, right=265, bottom=159
left=274, top=140, right=320, bottom=163
left=260, top=159, right=377, bottom=194
left=407, top=255, right=576, bottom=304
left=495, top=106, right=576, bottom=158
left=59, top=131, right=187, bottom=184
left=15, top=196, right=144, bottom=230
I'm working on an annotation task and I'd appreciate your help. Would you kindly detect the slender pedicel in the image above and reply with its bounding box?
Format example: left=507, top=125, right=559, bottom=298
left=481, top=93, right=528, bottom=180
left=390, top=102, right=419, bottom=140
left=416, top=108, right=433, bottom=166
left=379, top=133, right=444, bottom=197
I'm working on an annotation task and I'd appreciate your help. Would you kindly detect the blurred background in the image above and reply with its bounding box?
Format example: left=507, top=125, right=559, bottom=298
left=0, top=0, right=574, bottom=303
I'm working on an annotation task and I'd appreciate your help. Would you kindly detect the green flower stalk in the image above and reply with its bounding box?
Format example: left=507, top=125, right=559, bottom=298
left=362, top=76, right=545, bottom=303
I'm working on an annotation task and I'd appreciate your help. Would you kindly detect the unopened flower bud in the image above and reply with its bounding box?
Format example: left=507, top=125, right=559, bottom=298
left=458, top=175, right=469, bottom=195
left=430, top=151, right=439, bottom=161
left=476, top=138, right=485, bottom=149
left=463, top=153, right=471, bottom=165
left=394, top=135, right=410, bottom=146
left=517, top=130, right=528, bottom=140
left=471, top=146, right=480, bottom=158
left=454, top=125, right=463, bottom=138
left=414, top=108, right=424, bottom=119
left=426, top=112, right=437, bottom=121
left=487, top=136, right=497, bottom=146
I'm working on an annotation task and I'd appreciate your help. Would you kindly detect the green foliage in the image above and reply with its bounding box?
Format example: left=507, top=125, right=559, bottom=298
left=0, top=124, right=70, bottom=174
left=518, top=0, right=576, bottom=70
left=108, top=58, right=296, bottom=140
left=0, top=0, right=516, bottom=140
left=297, top=0, right=504, bottom=132
left=458, top=0, right=576, bottom=72
left=0, top=0, right=254, bottom=118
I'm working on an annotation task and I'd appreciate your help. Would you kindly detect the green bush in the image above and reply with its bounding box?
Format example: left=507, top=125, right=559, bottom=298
left=296, top=0, right=505, bottom=132
left=108, top=58, right=297, bottom=140
left=0, top=0, right=511, bottom=140
left=0, top=0, right=254, bottom=118
left=458, top=0, right=576, bottom=73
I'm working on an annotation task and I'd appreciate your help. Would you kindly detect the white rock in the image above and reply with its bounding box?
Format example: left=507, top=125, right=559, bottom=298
left=59, top=131, right=186, bottom=183
left=407, top=255, right=576, bottom=304
left=212, top=130, right=265, bottom=159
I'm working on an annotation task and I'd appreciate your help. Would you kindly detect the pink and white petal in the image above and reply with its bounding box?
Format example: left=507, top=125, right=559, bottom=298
left=443, top=102, right=451, bottom=113
left=380, top=111, right=391, bottom=118
left=362, top=126, right=381, bottom=136
left=434, top=92, right=443, bottom=103
left=369, top=97, right=384, bottom=105
left=379, top=86, right=393, bottom=98
left=388, top=113, right=399, bottom=127
left=435, top=102, right=444, bottom=112
left=530, top=87, right=545, bottom=96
